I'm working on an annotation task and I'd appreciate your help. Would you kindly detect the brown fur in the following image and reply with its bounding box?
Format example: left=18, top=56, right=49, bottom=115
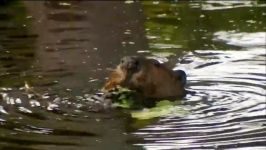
left=102, top=56, right=185, bottom=99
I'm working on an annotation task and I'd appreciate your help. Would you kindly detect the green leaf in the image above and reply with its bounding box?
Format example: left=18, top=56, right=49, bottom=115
left=131, top=100, right=189, bottom=120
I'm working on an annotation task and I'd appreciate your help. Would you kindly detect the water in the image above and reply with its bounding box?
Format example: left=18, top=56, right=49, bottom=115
left=0, top=1, right=265, bottom=150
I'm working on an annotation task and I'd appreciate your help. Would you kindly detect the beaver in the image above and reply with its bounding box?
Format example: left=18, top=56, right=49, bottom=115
left=102, top=56, right=187, bottom=99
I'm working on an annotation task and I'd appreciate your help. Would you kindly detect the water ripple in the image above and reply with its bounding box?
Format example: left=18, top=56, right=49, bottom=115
left=133, top=31, right=266, bottom=149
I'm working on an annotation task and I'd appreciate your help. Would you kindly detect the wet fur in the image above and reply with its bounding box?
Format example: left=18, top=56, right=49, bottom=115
left=103, top=56, right=186, bottom=99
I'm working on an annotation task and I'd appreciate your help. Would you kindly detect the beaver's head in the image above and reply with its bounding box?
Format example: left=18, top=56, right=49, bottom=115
left=119, top=56, right=142, bottom=73
left=119, top=56, right=161, bottom=72
left=103, top=56, right=187, bottom=98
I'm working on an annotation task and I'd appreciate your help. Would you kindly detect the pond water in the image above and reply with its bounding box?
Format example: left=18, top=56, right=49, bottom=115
left=0, top=1, right=265, bottom=150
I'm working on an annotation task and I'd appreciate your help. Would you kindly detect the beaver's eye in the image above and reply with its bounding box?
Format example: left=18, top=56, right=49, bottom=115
left=135, top=60, right=139, bottom=67
left=121, top=59, right=124, bottom=64
left=153, top=60, right=160, bottom=67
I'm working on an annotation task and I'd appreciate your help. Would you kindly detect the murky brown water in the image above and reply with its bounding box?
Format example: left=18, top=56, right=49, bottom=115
left=0, top=1, right=265, bottom=150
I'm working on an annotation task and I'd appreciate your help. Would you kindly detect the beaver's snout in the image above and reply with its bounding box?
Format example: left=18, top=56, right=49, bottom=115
left=174, top=70, right=187, bottom=87
left=120, top=56, right=140, bottom=71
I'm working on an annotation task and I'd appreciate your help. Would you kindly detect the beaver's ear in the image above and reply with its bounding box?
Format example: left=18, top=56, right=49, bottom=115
left=174, top=70, right=187, bottom=86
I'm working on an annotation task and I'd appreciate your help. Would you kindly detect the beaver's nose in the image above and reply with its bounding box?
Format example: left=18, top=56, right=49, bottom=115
left=174, top=70, right=187, bottom=87
left=120, top=56, right=139, bottom=70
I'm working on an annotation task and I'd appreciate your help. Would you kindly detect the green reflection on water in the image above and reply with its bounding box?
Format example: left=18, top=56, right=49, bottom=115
left=0, top=1, right=55, bottom=87
left=142, top=1, right=266, bottom=54
left=0, top=1, right=36, bottom=87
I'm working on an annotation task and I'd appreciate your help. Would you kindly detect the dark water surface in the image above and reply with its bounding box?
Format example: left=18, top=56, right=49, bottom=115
left=0, top=1, right=265, bottom=150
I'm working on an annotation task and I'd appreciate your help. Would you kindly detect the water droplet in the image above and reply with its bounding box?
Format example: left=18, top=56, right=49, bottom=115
left=30, top=100, right=40, bottom=107
left=59, top=2, right=71, bottom=6
left=15, top=98, right=22, bottom=104
left=153, top=1, right=160, bottom=5
left=47, top=103, right=59, bottom=111
left=157, top=14, right=167, bottom=18
left=200, top=14, right=205, bottom=18
left=18, top=107, right=32, bottom=113
left=125, top=0, right=134, bottom=4
left=0, top=106, right=8, bottom=114
left=128, top=41, right=135, bottom=45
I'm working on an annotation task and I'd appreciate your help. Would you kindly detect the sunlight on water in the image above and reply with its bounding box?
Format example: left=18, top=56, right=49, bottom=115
left=200, top=1, right=266, bottom=10
left=133, top=24, right=266, bottom=150
left=0, top=1, right=265, bottom=150
left=214, top=32, right=266, bottom=47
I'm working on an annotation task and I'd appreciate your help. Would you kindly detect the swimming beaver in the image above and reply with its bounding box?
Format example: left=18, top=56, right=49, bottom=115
left=102, top=56, right=187, bottom=99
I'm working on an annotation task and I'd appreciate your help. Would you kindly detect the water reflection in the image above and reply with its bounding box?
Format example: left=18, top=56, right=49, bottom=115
left=199, top=1, right=262, bottom=10
left=214, top=31, right=266, bottom=47
left=127, top=1, right=266, bottom=149
left=22, top=1, right=148, bottom=95
left=133, top=9, right=266, bottom=148
left=0, top=1, right=266, bottom=150
left=0, top=1, right=146, bottom=150
left=0, top=1, right=36, bottom=87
